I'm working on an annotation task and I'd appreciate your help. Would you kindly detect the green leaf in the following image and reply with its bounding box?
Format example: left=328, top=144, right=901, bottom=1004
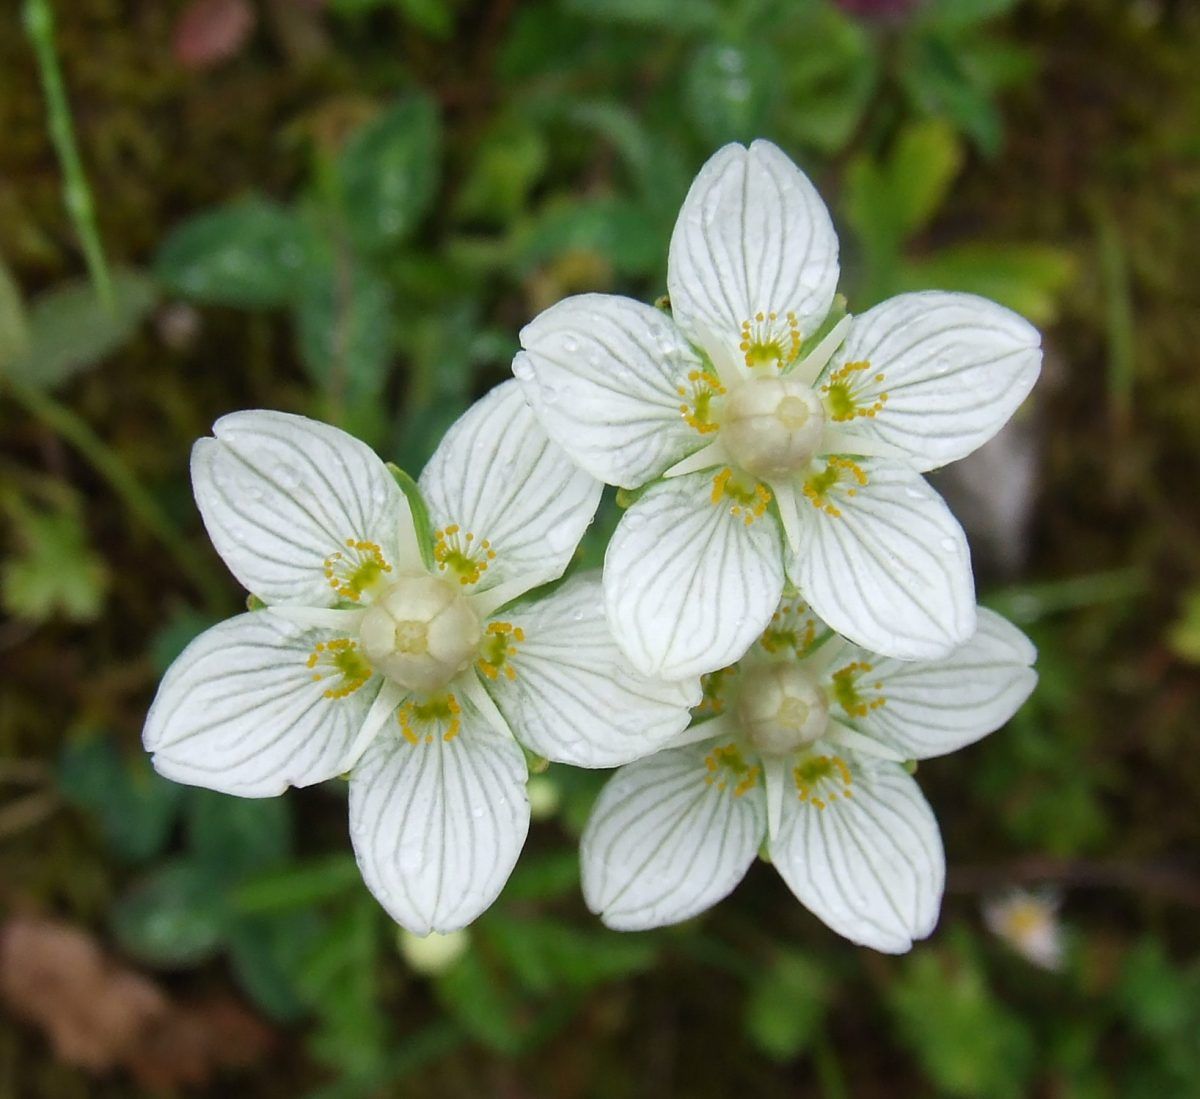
left=155, top=199, right=311, bottom=308
left=58, top=733, right=183, bottom=865
left=1168, top=587, right=1200, bottom=663
left=1, top=500, right=110, bottom=622
left=2, top=270, right=156, bottom=390
left=901, top=33, right=1003, bottom=157
left=186, top=789, right=292, bottom=884
left=921, top=0, right=1019, bottom=31
left=899, top=242, right=1075, bottom=325
left=888, top=935, right=1034, bottom=1098
left=433, top=947, right=529, bottom=1055
left=228, top=912, right=322, bottom=1021
left=231, top=854, right=364, bottom=914
left=387, top=464, right=436, bottom=571
left=453, top=118, right=548, bottom=225
left=111, top=860, right=230, bottom=968
left=485, top=915, right=657, bottom=995
left=561, top=0, right=718, bottom=29
left=293, top=236, right=395, bottom=404
left=337, top=95, right=441, bottom=254
left=500, top=850, right=579, bottom=903
left=744, top=950, right=829, bottom=1061
left=149, top=605, right=221, bottom=675
left=519, top=196, right=663, bottom=278
left=0, top=255, right=29, bottom=368
left=684, top=41, right=780, bottom=147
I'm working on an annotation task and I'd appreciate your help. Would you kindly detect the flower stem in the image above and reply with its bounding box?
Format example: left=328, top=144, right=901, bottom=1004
left=23, top=0, right=113, bottom=312
left=7, top=380, right=229, bottom=613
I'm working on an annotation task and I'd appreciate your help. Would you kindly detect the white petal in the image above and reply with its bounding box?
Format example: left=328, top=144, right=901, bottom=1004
left=822, top=292, right=1041, bottom=472
left=604, top=471, right=785, bottom=680
left=789, top=461, right=975, bottom=660
left=419, top=381, right=602, bottom=602
left=771, top=757, right=944, bottom=953
left=482, top=573, right=700, bottom=768
left=143, top=611, right=382, bottom=797
left=516, top=294, right=707, bottom=488
left=667, top=140, right=839, bottom=358
left=835, top=608, right=1037, bottom=759
left=348, top=694, right=530, bottom=934
left=581, top=741, right=765, bottom=930
left=192, top=409, right=417, bottom=606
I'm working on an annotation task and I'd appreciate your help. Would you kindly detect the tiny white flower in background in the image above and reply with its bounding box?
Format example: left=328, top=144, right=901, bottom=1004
left=580, top=598, right=1037, bottom=953
left=143, top=381, right=698, bottom=935
left=983, top=889, right=1064, bottom=971
left=514, top=139, right=1042, bottom=678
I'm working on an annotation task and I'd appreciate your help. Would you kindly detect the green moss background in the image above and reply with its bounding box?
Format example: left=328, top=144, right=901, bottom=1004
left=2, top=0, right=1199, bottom=1095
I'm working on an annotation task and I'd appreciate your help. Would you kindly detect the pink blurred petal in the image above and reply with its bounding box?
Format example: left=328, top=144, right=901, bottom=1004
left=172, top=0, right=258, bottom=71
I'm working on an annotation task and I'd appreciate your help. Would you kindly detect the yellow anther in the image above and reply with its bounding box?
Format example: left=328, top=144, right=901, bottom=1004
left=397, top=692, right=462, bottom=745
left=323, top=539, right=392, bottom=601
left=821, top=360, right=888, bottom=422
left=703, top=742, right=761, bottom=798
left=739, top=311, right=802, bottom=370
left=759, top=601, right=818, bottom=656
left=710, top=467, right=772, bottom=526
left=801, top=456, right=868, bottom=518
left=434, top=526, right=496, bottom=586
left=677, top=369, right=725, bottom=435
left=830, top=660, right=886, bottom=718
left=792, top=754, right=853, bottom=809
left=306, top=637, right=373, bottom=699
left=477, top=620, right=525, bottom=681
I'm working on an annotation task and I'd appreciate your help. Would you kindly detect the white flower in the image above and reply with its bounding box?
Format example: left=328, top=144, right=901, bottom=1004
left=143, top=382, right=698, bottom=934
left=514, top=140, right=1042, bottom=677
left=983, top=889, right=1064, bottom=971
left=580, top=598, right=1037, bottom=953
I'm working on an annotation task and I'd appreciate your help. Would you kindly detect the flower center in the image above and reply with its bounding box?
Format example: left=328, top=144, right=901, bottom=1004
left=736, top=662, right=829, bottom=756
left=358, top=574, right=482, bottom=693
left=720, top=376, right=826, bottom=478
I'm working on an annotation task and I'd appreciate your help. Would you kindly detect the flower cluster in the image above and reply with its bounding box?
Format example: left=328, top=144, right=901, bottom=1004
left=144, top=139, right=1041, bottom=952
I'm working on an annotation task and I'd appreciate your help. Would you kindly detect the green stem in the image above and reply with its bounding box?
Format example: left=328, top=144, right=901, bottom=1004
left=813, top=1030, right=850, bottom=1099
left=23, top=0, right=113, bottom=311
left=8, top=380, right=228, bottom=613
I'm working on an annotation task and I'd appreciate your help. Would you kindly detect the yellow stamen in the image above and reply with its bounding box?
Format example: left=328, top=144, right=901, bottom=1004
left=759, top=600, right=818, bottom=656
left=477, top=621, right=525, bottom=681
left=792, top=754, right=853, bottom=809
left=830, top=661, right=886, bottom=718
left=677, top=369, right=726, bottom=435
left=801, top=456, right=868, bottom=518
left=821, top=360, right=888, bottom=422
left=397, top=692, right=463, bottom=745
left=323, top=539, right=392, bottom=601
left=434, top=524, right=496, bottom=586
left=704, top=742, right=761, bottom=798
left=739, top=311, right=802, bottom=371
left=306, top=637, right=373, bottom=699
left=711, top=467, right=772, bottom=526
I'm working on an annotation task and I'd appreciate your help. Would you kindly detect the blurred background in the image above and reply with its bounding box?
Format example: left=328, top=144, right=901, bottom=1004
left=2, top=0, right=1199, bottom=1095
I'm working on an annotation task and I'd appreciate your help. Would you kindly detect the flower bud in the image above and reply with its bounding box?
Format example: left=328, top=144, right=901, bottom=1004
left=721, top=376, right=825, bottom=478
left=737, top=662, right=829, bottom=756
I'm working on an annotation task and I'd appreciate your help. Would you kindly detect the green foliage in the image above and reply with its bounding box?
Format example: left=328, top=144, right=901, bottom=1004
left=744, top=949, right=830, bottom=1061
left=111, top=859, right=229, bottom=967
left=889, top=935, right=1034, bottom=1098
left=1, top=270, right=155, bottom=390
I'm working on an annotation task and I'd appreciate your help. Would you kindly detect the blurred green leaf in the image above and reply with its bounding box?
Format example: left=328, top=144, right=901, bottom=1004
left=232, top=855, right=364, bottom=914
left=901, top=33, right=1003, bottom=156
left=454, top=118, right=548, bottom=225
left=486, top=914, right=656, bottom=995
left=921, top=0, right=1020, bottom=31
left=889, top=937, right=1034, bottom=1098
left=1168, top=587, right=1200, bottom=663
left=501, top=849, right=580, bottom=902
left=58, top=733, right=183, bottom=865
left=1, top=270, right=155, bottom=390
left=187, top=789, right=292, bottom=883
left=744, top=949, right=829, bottom=1061
left=684, top=41, right=779, bottom=147
left=294, top=238, right=395, bottom=404
left=155, top=199, right=310, bottom=308
left=519, top=196, right=662, bottom=277
left=228, top=912, right=323, bottom=1021
left=149, top=605, right=221, bottom=674
left=0, top=256, right=29, bottom=368
left=1117, top=939, right=1197, bottom=1042
left=901, top=242, right=1075, bottom=325
left=111, top=859, right=229, bottom=967
left=337, top=95, right=440, bottom=254
left=561, top=0, right=718, bottom=29
left=1, top=500, right=109, bottom=622
left=434, top=946, right=529, bottom=1055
